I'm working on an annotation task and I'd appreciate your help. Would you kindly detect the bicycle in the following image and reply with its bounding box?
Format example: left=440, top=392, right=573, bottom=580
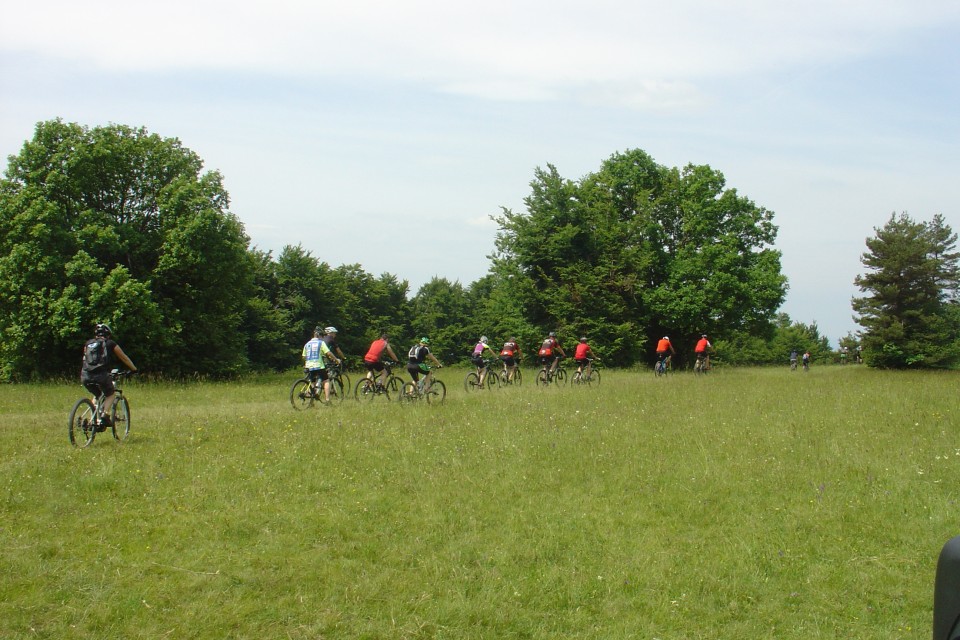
left=400, top=369, right=446, bottom=404
left=69, top=369, right=132, bottom=447
left=329, top=359, right=351, bottom=397
left=464, top=357, right=502, bottom=392
left=654, top=354, right=672, bottom=377
left=498, top=360, right=523, bottom=386
left=536, top=356, right=567, bottom=386
left=290, top=364, right=346, bottom=410
left=694, top=353, right=711, bottom=374
left=571, top=358, right=601, bottom=386
left=354, top=360, right=404, bottom=401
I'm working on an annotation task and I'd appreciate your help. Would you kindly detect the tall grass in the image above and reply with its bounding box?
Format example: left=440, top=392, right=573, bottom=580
left=0, top=365, right=954, bottom=638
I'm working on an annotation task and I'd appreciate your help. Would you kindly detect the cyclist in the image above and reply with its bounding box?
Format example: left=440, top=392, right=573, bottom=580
left=693, top=333, right=713, bottom=370
left=303, top=327, right=341, bottom=402
left=500, top=336, right=522, bottom=383
left=323, top=326, right=347, bottom=362
left=80, top=323, right=137, bottom=430
left=655, top=336, right=675, bottom=372
left=802, top=350, right=811, bottom=371
left=574, top=337, right=595, bottom=378
left=363, top=332, right=400, bottom=390
left=407, top=337, right=443, bottom=392
left=538, top=331, right=566, bottom=378
left=470, top=335, right=497, bottom=387
left=790, top=350, right=798, bottom=370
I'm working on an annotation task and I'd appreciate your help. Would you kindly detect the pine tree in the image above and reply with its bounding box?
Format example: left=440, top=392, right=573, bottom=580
left=852, top=213, right=960, bottom=368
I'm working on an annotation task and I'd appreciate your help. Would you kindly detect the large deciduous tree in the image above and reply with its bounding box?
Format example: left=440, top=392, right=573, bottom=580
left=492, top=149, right=786, bottom=366
left=0, top=119, right=252, bottom=379
left=852, top=213, right=960, bottom=368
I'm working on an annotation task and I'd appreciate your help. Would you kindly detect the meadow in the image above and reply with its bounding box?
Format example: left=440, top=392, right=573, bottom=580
left=0, top=364, right=956, bottom=639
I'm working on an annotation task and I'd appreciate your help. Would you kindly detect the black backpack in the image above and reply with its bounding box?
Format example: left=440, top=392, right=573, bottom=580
left=82, top=337, right=108, bottom=372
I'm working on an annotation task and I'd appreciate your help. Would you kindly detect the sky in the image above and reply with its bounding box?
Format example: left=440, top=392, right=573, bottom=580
left=2, top=0, right=958, bottom=345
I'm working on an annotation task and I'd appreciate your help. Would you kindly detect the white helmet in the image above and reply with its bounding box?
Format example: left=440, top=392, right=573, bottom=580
left=480, top=335, right=488, bottom=343
left=325, top=326, right=338, bottom=334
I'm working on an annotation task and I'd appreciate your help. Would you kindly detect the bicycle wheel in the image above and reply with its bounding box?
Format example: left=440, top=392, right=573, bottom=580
left=536, top=369, right=549, bottom=386
left=464, top=371, right=480, bottom=392
left=290, top=378, right=315, bottom=409
left=355, top=378, right=376, bottom=401
left=385, top=375, right=404, bottom=400
left=69, top=398, right=97, bottom=447
left=589, top=370, right=601, bottom=386
left=485, top=372, right=500, bottom=390
left=571, top=371, right=582, bottom=385
left=555, top=368, right=567, bottom=385
left=400, top=382, right=418, bottom=403
left=337, top=372, right=352, bottom=396
left=514, top=368, right=523, bottom=386
left=425, top=380, right=446, bottom=404
left=328, top=376, right=346, bottom=403
left=111, top=396, right=131, bottom=440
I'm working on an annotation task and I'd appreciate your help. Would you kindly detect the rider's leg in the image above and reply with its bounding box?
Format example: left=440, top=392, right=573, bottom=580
left=100, top=392, right=116, bottom=418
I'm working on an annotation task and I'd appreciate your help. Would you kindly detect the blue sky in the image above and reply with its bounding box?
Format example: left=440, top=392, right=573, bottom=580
left=2, top=0, right=958, bottom=344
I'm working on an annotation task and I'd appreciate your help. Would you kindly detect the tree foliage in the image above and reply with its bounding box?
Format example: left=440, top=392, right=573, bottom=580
left=492, top=149, right=786, bottom=366
left=852, top=213, right=960, bottom=368
left=0, top=120, right=252, bottom=379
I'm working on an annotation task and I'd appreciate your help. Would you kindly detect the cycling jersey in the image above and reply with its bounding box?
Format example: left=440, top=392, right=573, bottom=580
left=574, top=343, right=591, bottom=360
left=500, top=341, right=519, bottom=357
left=539, top=338, right=559, bottom=357
left=365, top=338, right=388, bottom=363
left=303, top=338, right=331, bottom=370
left=656, top=338, right=672, bottom=353
left=695, top=338, right=711, bottom=353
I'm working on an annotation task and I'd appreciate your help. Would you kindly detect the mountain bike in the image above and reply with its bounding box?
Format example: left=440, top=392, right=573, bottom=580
left=499, top=360, right=523, bottom=386
left=354, top=360, right=404, bottom=401
left=290, top=364, right=346, bottom=409
left=654, top=354, right=672, bottom=377
left=571, top=358, right=601, bottom=386
left=464, top=357, right=501, bottom=392
left=400, top=369, right=446, bottom=404
left=330, top=360, right=351, bottom=397
left=69, top=369, right=132, bottom=447
left=536, top=356, right=567, bottom=386
left=694, top=353, right=711, bottom=374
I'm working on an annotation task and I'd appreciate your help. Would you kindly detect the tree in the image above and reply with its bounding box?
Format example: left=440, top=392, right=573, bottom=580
left=408, top=277, right=471, bottom=362
left=852, top=213, right=960, bottom=368
left=0, top=120, right=252, bottom=379
left=492, top=149, right=786, bottom=366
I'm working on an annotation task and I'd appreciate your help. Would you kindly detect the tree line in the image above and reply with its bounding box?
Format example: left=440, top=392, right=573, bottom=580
left=0, top=120, right=954, bottom=380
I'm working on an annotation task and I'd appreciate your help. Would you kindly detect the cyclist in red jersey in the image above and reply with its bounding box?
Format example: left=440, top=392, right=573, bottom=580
left=695, top=334, right=712, bottom=354
left=694, top=334, right=713, bottom=372
left=538, top=331, right=566, bottom=375
left=655, top=336, right=675, bottom=372
left=363, top=333, right=400, bottom=389
left=573, top=337, right=595, bottom=378
left=499, top=337, right=522, bottom=383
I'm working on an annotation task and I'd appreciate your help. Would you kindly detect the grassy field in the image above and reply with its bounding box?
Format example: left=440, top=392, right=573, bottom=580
left=1, top=364, right=956, bottom=639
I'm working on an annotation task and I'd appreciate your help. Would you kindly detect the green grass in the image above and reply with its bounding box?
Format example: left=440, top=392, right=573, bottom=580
left=1, top=365, right=953, bottom=638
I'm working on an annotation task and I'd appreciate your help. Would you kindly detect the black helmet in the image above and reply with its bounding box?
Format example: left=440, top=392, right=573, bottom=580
left=95, top=323, right=111, bottom=337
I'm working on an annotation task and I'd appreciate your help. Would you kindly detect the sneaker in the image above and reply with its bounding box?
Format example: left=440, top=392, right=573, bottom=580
left=96, top=417, right=111, bottom=433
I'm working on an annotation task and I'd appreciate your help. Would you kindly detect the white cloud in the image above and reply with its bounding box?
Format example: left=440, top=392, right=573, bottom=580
left=4, top=0, right=958, bottom=110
